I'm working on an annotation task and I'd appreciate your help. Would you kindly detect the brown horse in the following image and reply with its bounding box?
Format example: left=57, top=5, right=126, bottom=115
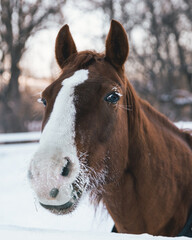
left=28, top=20, right=192, bottom=237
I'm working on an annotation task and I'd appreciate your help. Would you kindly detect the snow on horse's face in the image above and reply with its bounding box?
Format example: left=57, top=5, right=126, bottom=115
left=28, top=21, right=129, bottom=214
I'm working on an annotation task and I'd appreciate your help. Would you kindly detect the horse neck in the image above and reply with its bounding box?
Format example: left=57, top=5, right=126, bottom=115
left=104, top=91, right=192, bottom=235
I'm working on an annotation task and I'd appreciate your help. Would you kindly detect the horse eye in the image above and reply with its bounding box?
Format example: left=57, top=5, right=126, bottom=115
left=104, top=92, right=120, bottom=104
left=37, top=98, right=47, bottom=107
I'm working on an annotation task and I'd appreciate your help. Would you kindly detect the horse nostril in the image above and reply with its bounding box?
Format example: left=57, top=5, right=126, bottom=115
left=50, top=188, right=59, bottom=198
left=61, top=158, right=70, bottom=177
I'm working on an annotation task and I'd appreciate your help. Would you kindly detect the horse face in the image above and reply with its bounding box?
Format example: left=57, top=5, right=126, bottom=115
left=28, top=20, right=129, bottom=214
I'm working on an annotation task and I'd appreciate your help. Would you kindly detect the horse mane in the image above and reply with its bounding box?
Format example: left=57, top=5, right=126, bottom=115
left=138, top=97, right=192, bottom=150
left=182, top=129, right=192, bottom=149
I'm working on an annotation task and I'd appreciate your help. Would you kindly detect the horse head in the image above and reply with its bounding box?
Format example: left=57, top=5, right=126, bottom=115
left=29, top=20, right=132, bottom=214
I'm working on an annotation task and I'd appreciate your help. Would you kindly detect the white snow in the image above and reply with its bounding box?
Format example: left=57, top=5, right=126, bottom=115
left=0, top=131, right=40, bottom=143
left=0, top=121, right=192, bottom=239
left=175, top=121, right=192, bottom=129
left=0, top=225, right=189, bottom=240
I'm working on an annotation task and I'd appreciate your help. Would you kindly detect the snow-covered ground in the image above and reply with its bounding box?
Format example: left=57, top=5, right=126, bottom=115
left=174, top=121, right=192, bottom=129
left=0, top=121, right=192, bottom=239
left=0, top=132, right=41, bottom=143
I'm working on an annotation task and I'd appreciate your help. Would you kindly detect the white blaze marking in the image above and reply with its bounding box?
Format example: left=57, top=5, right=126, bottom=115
left=41, top=69, right=88, bottom=147
left=30, top=69, right=89, bottom=206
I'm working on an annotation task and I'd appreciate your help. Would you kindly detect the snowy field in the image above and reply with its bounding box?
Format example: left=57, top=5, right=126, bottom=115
left=0, top=121, right=191, bottom=240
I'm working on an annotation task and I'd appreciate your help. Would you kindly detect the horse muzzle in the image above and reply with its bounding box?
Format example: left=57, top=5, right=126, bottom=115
left=28, top=150, right=85, bottom=214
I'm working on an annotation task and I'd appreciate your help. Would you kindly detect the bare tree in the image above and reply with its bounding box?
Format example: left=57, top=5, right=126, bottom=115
left=76, top=0, right=192, bottom=120
left=0, top=0, right=66, bottom=99
left=0, top=0, right=66, bottom=132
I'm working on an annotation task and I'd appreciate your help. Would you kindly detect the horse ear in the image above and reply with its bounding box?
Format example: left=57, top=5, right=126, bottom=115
left=55, top=24, right=77, bottom=68
left=105, top=20, right=129, bottom=69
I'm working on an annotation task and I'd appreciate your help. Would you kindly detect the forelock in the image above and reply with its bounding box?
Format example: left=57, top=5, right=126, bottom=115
left=62, top=51, right=105, bottom=72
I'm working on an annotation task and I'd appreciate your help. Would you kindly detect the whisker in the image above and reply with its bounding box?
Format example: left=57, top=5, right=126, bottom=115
left=33, top=197, right=38, bottom=212
left=117, top=104, right=133, bottom=111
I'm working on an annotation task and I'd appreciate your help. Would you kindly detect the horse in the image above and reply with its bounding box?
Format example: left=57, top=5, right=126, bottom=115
left=28, top=20, right=192, bottom=237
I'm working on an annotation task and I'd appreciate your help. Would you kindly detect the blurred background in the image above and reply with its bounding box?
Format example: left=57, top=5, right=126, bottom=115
left=0, top=1, right=191, bottom=236
left=0, top=0, right=192, bottom=133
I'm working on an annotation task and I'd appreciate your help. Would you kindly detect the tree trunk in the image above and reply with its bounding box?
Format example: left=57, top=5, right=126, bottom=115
left=0, top=47, right=26, bottom=133
left=0, top=100, right=26, bottom=133
left=6, top=51, right=21, bottom=100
